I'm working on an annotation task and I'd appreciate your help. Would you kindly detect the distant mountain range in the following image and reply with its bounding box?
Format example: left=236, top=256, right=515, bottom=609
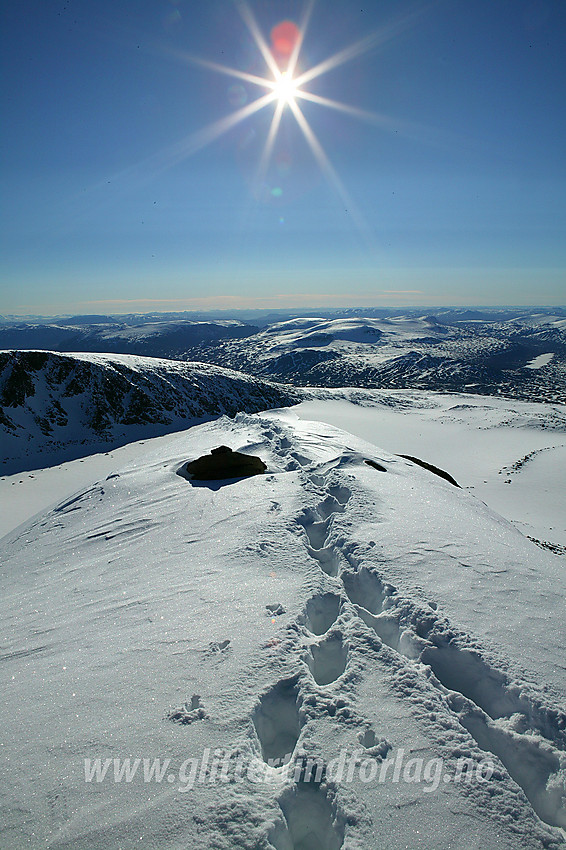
left=1, top=309, right=564, bottom=403
left=2, top=306, right=565, bottom=328
left=0, top=350, right=299, bottom=473
left=0, top=319, right=258, bottom=359
left=205, top=314, right=565, bottom=402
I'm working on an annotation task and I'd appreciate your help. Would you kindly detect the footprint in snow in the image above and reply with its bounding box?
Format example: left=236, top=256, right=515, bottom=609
left=307, top=633, right=348, bottom=687
left=300, top=593, right=341, bottom=636
left=253, top=677, right=303, bottom=765
left=357, top=727, right=391, bottom=760
left=167, top=694, right=206, bottom=725
left=269, top=784, right=345, bottom=850
left=341, top=559, right=566, bottom=829
left=208, top=639, right=231, bottom=654
left=342, top=567, right=390, bottom=615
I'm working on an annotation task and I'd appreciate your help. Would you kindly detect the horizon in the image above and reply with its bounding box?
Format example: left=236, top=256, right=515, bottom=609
left=1, top=303, right=565, bottom=323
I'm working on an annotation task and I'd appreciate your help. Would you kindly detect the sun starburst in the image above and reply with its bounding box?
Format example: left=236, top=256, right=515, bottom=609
left=271, top=71, right=300, bottom=106
left=157, top=1, right=422, bottom=239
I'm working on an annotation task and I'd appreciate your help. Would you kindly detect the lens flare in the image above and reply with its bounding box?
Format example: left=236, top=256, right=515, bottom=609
left=270, top=20, right=300, bottom=59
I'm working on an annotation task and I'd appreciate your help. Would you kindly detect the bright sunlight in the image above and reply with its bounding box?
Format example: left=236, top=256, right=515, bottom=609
left=273, top=71, right=299, bottom=105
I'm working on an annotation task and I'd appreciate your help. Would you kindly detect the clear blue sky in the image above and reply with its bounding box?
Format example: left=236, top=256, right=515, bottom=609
left=1, top=0, right=565, bottom=315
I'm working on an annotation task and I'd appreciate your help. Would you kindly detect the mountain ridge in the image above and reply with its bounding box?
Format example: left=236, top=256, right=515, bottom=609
left=1, top=310, right=564, bottom=403
left=1, top=412, right=564, bottom=847
left=0, top=350, right=299, bottom=474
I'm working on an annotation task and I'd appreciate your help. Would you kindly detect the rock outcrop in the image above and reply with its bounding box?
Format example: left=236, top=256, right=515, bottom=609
left=399, top=454, right=460, bottom=487
left=183, top=445, right=267, bottom=480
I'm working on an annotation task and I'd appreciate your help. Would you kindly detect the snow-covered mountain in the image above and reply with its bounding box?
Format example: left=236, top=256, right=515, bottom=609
left=1, top=310, right=564, bottom=403
left=0, top=350, right=299, bottom=473
left=191, top=315, right=566, bottom=403
left=1, top=413, right=565, bottom=848
left=0, top=319, right=258, bottom=359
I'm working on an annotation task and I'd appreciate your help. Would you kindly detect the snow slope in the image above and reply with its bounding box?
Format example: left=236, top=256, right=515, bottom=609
left=295, top=391, right=566, bottom=550
left=0, top=350, right=298, bottom=473
left=253, top=316, right=447, bottom=358
left=1, top=413, right=565, bottom=849
left=2, top=389, right=564, bottom=554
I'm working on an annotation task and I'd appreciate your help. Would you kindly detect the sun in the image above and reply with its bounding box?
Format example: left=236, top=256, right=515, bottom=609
left=160, top=1, right=420, bottom=236
left=273, top=71, right=299, bottom=105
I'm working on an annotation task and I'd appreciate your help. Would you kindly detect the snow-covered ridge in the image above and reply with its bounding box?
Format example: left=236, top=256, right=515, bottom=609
left=258, top=316, right=446, bottom=350
left=0, top=318, right=257, bottom=357
left=0, top=350, right=299, bottom=473
left=1, top=413, right=564, bottom=847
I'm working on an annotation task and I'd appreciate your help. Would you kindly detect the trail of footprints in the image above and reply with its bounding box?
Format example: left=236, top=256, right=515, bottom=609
left=252, top=466, right=566, bottom=846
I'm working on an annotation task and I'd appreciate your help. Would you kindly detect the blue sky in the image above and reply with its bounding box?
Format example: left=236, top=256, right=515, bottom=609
left=1, top=0, right=565, bottom=315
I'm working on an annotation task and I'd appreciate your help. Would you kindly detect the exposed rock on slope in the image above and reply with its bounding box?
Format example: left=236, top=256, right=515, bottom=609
left=179, top=445, right=267, bottom=481
left=398, top=454, right=460, bottom=487
left=0, top=350, right=299, bottom=473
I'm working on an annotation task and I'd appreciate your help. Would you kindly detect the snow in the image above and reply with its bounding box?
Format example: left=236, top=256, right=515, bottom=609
left=525, top=353, right=555, bottom=370
left=92, top=319, right=247, bottom=340
left=294, top=392, right=566, bottom=549
left=258, top=317, right=444, bottom=352
left=3, top=390, right=564, bottom=550
left=0, top=434, right=186, bottom=539
left=1, top=411, right=565, bottom=848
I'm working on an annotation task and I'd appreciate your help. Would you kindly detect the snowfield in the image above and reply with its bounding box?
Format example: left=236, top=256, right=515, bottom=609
left=1, top=412, right=565, bottom=849
left=295, top=390, right=566, bottom=551
left=259, top=316, right=444, bottom=349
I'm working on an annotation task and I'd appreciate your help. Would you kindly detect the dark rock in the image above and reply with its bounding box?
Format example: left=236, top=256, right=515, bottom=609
left=184, top=446, right=267, bottom=480
left=365, top=459, right=387, bottom=472
left=399, top=454, right=460, bottom=487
